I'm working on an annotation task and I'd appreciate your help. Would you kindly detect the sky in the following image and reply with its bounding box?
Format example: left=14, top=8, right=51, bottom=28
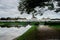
left=0, top=0, right=60, bottom=19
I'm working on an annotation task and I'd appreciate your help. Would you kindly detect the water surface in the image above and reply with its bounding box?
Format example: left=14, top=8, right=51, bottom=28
left=0, top=25, right=31, bottom=40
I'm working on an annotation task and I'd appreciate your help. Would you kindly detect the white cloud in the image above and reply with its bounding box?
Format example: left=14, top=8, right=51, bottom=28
left=0, top=0, right=20, bottom=18
left=36, top=10, right=60, bottom=19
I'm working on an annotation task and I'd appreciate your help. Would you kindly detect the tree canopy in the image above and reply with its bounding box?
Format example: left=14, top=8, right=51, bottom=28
left=18, top=0, right=54, bottom=16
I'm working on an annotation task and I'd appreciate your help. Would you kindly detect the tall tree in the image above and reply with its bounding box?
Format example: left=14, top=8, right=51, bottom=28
left=18, top=0, right=54, bottom=18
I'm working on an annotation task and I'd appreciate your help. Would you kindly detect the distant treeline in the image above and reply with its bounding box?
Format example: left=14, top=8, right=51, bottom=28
left=0, top=17, right=26, bottom=20
left=44, top=21, right=60, bottom=25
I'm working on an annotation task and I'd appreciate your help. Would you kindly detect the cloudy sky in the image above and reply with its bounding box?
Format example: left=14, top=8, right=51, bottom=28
left=0, top=0, right=60, bottom=19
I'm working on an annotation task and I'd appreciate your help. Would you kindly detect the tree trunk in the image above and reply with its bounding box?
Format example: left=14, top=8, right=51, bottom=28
left=32, top=13, right=35, bottom=18
left=32, top=11, right=36, bottom=18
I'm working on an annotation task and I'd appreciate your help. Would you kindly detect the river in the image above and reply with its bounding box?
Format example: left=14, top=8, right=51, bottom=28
left=0, top=25, right=31, bottom=40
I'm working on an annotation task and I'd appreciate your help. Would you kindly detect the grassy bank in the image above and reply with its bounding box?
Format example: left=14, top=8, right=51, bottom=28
left=0, top=22, right=39, bottom=27
left=14, top=25, right=60, bottom=40
left=14, top=25, right=38, bottom=40
left=0, top=22, right=28, bottom=27
left=49, top=25, right=60, bottom=29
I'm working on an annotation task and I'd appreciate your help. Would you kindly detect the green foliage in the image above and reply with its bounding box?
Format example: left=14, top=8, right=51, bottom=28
left=30, top=22, right=39, bottom=25
left=49, top=25, right=60, bottom=28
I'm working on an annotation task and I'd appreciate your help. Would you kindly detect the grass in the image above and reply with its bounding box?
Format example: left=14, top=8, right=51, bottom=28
left=0, top=22, right=28, bottom=27
left=49, top=25, right=60, bottom=29
left=0, top=22, right=39, bottom=28
left=14, top=25, right=38, bottom=40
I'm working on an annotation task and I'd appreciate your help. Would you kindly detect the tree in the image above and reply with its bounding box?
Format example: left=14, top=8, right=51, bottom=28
left=7, top=17, right=11, bottom=20
left=54, top=0, right=60, bottom=12
left=18, top=0, right=54, bottom=18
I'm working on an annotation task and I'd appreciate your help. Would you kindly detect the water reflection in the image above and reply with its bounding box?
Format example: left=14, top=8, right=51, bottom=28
left=0, top=25, right=31, bottom=40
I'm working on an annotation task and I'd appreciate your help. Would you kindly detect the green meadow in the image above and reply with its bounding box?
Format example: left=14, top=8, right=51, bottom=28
left=13, top=25, right=38, bottom=40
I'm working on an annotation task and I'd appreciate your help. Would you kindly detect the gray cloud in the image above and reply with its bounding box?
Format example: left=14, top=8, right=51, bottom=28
left=0, top=0, right=60, bottom=19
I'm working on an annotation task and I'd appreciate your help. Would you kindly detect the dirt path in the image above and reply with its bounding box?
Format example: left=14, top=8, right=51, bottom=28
left=37, top=25, right=60, bottom=40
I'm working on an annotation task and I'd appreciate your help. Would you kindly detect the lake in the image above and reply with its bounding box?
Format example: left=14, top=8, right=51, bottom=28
left=0, top=25, right=31, bottom=40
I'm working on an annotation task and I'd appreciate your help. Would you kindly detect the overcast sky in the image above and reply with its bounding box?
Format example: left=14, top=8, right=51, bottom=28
left=0, top=0, right=60, bottom=19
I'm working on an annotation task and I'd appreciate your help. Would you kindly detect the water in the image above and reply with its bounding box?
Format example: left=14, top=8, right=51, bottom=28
left=0, top=25, right=31, bottom=40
